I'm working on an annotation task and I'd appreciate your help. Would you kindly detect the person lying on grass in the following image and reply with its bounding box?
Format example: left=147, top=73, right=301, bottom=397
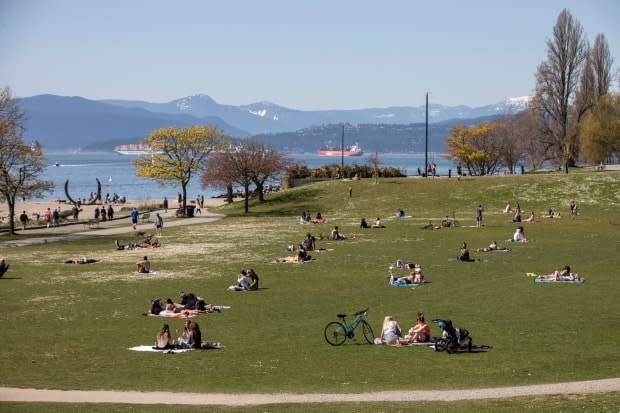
left=144, top=299, right=199, bottom=317
left=537, top=265, right=581, bottom=281
left=393, top=265, right=425, bottom=284
left=476, top=241, right=511, bottom=252
left=64, top=257, right=100, bottom=264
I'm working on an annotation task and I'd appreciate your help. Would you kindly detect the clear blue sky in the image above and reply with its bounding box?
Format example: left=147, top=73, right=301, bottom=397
left=1, top=0, right=618, bottom=109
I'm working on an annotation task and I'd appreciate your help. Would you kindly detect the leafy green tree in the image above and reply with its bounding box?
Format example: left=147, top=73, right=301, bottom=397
left=134, top=125, right=224, bottom=210
left=444, top=123, right=505, bottom=176
left=578, top=94, right=620, bottom=164
left=0, top=87, right=53, bottom=234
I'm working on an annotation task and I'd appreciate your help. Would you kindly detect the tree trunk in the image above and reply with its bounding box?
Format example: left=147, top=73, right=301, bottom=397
left=7, top=196, right=16, bottom=235
left=256, top=181, right=264, bottom=202
left=243, top=183, right=249, bottom=213
left=226, top=184, right=233, bottom=204
left=181, top=183, right=187, bottom=210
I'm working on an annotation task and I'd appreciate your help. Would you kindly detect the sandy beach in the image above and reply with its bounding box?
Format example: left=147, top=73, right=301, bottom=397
left=0, top=197, right=227, bottom=225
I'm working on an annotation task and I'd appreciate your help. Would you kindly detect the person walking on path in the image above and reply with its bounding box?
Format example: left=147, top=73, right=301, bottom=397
left=155, top=213, right=163, bottom=236
left=476, top=205, right=483, bottom=228
left=52, top=208, right=60, bottom=228
left=130, top=207, right=139, bottom=230
left=43, top=208, right=52, bottom=228
left=19, top=211, right=28, bottom=231
left=163, top=197, right=168, bottom=213
left=107, top=205, right=114, bottom=221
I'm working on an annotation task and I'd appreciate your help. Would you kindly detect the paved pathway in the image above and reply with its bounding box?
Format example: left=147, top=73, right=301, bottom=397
left=0, top=209, right=224, bottom=248
left=1, top=378, right=619, bottom=405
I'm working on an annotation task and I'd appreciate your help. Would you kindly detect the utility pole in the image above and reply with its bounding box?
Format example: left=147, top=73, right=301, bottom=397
left=424, top=92, right=428, bottom=178
left=341, top=123, right=344, bottom=178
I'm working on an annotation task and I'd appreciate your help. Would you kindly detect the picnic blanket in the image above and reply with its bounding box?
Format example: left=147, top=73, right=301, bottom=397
left=129, top=343, right=224, bottom=352
left=129, top=345, right=192, bottom=353
left=534, top=277, right=586, bottom=284
left=135, top=271, right=160, bottom=275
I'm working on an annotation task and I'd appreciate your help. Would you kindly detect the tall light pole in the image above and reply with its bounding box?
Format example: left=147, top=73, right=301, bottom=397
left=424, top=92, right=428, bottom=178
left=341, top=123, right=344, bottom=177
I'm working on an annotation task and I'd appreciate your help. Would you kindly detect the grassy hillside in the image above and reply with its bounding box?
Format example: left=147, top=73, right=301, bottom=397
left=0, top=170, right=618, bottom=402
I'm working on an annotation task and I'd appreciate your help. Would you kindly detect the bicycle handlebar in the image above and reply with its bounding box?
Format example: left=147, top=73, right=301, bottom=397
left=337, top=308, right=368, bottom=319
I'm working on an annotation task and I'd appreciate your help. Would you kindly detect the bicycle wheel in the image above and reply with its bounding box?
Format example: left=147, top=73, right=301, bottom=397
left=361, top=320, right=375, bottom=344
left=324, top=321, right=347, bottom=346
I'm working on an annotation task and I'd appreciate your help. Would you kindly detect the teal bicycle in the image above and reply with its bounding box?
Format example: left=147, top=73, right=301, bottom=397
left=324, top=308, right=375, bottom=345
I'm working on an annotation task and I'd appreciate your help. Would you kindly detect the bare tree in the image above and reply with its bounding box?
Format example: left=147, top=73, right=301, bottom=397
left=247, top=142, right=290, bottom=202
left=366, top=152, right=380, bottom=183
left=591, top=33, right=614, bottom=98
left=202, top=140, right=281, bottom=213
left=0, top=87, right=53, bottom=234
left=534, top=9, right=588, bottom=167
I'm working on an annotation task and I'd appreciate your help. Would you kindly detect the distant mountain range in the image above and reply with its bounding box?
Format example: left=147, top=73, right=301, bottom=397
left=17, top=94, right=529, bottom=151
left=103, top=94, right=530, bottom=135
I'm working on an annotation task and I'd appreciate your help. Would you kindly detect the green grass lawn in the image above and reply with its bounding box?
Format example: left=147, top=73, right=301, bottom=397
left=1, top=170, right=619, bottom=409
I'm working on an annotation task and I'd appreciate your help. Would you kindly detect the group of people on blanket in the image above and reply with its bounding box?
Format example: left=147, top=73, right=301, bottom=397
left=154, top=319, right=219, bottom=350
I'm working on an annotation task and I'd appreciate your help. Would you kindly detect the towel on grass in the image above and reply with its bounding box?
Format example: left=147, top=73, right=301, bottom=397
left=534, top=277, right=586, bottom=284
left=129, top=345, right=192, bottom=353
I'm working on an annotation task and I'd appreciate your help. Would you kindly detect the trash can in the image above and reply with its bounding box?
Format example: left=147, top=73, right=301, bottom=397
left=185, top=205, right=195, bottom=217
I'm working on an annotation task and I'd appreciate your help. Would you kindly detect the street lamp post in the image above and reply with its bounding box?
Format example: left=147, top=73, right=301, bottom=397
left=424, top=92, right=428, bottom=178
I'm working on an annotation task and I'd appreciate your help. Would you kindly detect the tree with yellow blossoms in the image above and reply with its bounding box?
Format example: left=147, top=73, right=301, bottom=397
left=134, top=125, right=225, bottom=210
left=443, top=123, right=506, bottom=176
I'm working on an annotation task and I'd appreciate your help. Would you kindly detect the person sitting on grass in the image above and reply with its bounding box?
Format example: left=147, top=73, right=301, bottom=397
left=302, top=233, right=316, bottom=251
left=403, top=312, right=431, bottom=344
left=313, top=212, right=325, bottom=224
left=247, top=269, right=260, bottom=291
left=458, top=242, right=474, bottom=262
left=64, top=257, right=100, bottom=264
left=380, top=316, right=403, bottom=346
left=329, top=226, right=344, bottom=240
left=372, top=217, right=385, bottom=228
left=512, top=226, right=527, bottom=243
left=136, top=256, right=151, bottom=273
left=329, top=226, right=355, bottom=240
left=0, top=257, right=9, bottom=278
left=537, top=265, right=581, bottom=281
left=228, top=269, right=250, bottom=291
left=153, top=324, right=175, bottom=350
left=360, top=218, right=369, bottom=228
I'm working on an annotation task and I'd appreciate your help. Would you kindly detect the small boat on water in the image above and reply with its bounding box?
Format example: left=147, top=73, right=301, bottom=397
left=114, top=143, right=162, bottom=155
left=317, top=142, right=363, bottom=157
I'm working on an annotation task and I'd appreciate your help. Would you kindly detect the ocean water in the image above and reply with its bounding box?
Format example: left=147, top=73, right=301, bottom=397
left=43, top=152, right=455, bottom=202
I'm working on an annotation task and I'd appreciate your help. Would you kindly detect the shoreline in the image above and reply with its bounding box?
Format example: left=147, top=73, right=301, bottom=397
left=0, top=197, right=228, bottom=224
